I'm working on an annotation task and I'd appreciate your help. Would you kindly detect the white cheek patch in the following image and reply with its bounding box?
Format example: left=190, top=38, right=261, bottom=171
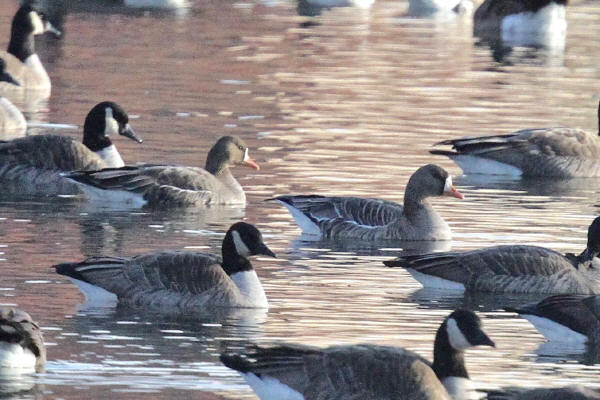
left=232, top=231, right=251, bottom=257
left=444, top=176, right=453, bottom=193
left=30, top=12, right=45, bottom=35
left=446, top=318, right=472, bottom=351
left=243, top=148, right=249, bottom=162
left=104, top=107, right=119, bottom=136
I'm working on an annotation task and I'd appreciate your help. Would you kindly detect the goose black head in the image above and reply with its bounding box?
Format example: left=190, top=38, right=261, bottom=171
left=442, top=309, right=495, bottom=351
left=82, top=101, right=142, bottom=152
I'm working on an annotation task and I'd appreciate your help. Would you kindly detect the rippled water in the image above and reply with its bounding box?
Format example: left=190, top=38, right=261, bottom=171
left=2, top=0, right=600, bottom=398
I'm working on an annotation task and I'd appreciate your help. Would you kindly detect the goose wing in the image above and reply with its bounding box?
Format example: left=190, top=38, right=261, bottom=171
left=0, top=135, right=105, bottom=171
left=54, top=251, right=236, bottom=300
left=221, top=344, right=449, bottom=400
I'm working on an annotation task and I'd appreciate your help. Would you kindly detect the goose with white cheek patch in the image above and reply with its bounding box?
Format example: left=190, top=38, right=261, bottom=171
left=506, top=294, right=600, bottom=344
left=431, top=100, right=600, bottom=178
left=0, top=101, right=142, bottom=195
left=270, top=164, right=463, bottom=241
left=473, top=0, right=567, bottom=48
left=0, top=307, right=46, bottom=373
left=64, top=135, right=260, bottom=208
left=0, top=5, right=61, bottom=94
left=54, top=222, right=275, bottom=311
left=0, top=58, right=26, bottom=135
left=485, top=385, right=600, bottom=400
left=220, top=309, right=495, bottom=400
left=385, top=217, right=600, bottom=294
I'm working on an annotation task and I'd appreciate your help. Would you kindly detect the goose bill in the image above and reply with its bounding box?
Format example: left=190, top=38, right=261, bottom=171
left=243, top=148, right=260, bottom=170
left=119, top=124, right=143, bottom=143
left=443, top=177, right=464, bottom=199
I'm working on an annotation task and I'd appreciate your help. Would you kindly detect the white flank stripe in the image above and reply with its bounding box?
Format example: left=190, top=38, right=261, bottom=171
left=243, top=372, right=304, bottom=400
left=522, top=315, right=588, bottom=344
left=278, top=201, right=322, bottom=236
left=69, top=278, right=118, bottom=306
left=450, top=155, right=523, bottom=176
left=406, top=269, right=466, bottom=291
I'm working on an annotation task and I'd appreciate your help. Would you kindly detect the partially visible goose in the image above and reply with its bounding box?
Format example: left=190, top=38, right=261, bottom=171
left=221, top=309, right=495, bottom=400
left=384, top=217, right=600, bottom=294
left=0, top=5, right=61, bottom=94
left=63, top=135, right=260, bottom=207
left=431, top=100, right=600, bottom=178
left=486, top=386, right=600, bottom=400
left=408, top=0, right=472, bottom=17
left=270, top=164, right=463, bottom=241
left=506, top=294, right=600, bottom=344
left=54, top=222, right=276, bottom=311
left=473, top=0, right=567, bottom=48
left=0, top=307, right=46, bottom=373
left=0, top=58, right=26, bottom=135
left=0, top=101, right=142, bottom=195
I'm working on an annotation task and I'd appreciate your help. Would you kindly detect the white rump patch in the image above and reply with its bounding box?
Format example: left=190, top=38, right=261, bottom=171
left=0, top=343, right=36, bottom=372
left=446, top=318, right=472, bottom=351
left=243, top=372, right=304, bottom=400
left=278, top=201, right=322, bottom=236
left=104, top=107, right=119, bottom=136
left=406, top=268, right=465, bottom=291
left=95, top=144, right=125, bottom=168
left=449, top=155, right=523, bottom=176
left=230, top=270, right=268, bottom=308
left=232, top=231, right=251, bottom=257
left=522, top=314, right=588, bottom=344
left=29, top=11, right=45, bottom=35
left=69, top=277, right=118, bottom=306
left=72, top=181, right=148, bottom=208
left=442, top=377, right=477, bottom=400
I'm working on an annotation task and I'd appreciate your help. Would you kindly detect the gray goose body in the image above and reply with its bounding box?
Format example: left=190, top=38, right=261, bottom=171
left=221, top=310, right=495, bottom=400
left=64, top=135, right=259, bottom=208
left=431, top=102, right=600, bottom=178
left=507, top=294, right=600, bottom=343
left=55, top=222, right=275, bottom=312
left=0, top=101, right=141, bottom=195
left=0, top=307, right=45, bottom=373
left=384, top=217, right=600, bottom=294
left=486, top=386, right=600, bottom=400
left=272, top=164, right=463, bottom=241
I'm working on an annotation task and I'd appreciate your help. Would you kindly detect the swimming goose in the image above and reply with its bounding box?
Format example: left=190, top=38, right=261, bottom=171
left=486, top=386, right=600, bottom=400
left=431, top=100, right=600, bottom=178
left=473, top=0, right=567, bottom=48
left=54, top=222, right=276, bottom=311
left=0, top=101, right=142, bottom=195
left=0, top=5, right=61, bottom=93
left=0, top=307, right=46, bottom=373
left=270, top=164, right=463, bottom=241
left=384, top=217, right=600, bottom=294
left=221, top=309, right=495, bottom=400
left=408, top=0, right=472, bottom=17
left=506, top=294, right=600, bottom=343
left=0, top=58, right=26, bottom=134
left=63, top=135, right=259, bottom=207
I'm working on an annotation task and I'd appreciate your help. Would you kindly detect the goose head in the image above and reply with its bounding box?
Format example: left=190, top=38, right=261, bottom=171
left=82, top=101, right=142, bottom=152
left=438, top=309, right=495, bottom=352
left=406, top=164, right=464, bottom=203
left=221, top=222, right=276, bottom=275
left=205, top=136, right=260, bottom=175
left=8, top=5, right=61, bottom=63
left=0, top=58, right=20, bottom=86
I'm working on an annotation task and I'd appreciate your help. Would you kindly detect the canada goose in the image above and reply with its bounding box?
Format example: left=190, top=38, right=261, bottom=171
left=0, top=58, right=26, bottom=134
left=0, top=5, right=60, bottom=93
left=0, top=101, right=142, bottom=195
left=431, top=100, right=600, bottom=178
left=485, top=385, right=600, bottom=400
left=63, top=135, right=260, bottom=207
left=473, top=0, right=567, bottom=48
left=506, top=294, right=600, bottom=343
left=221, top=309, right=495, bottom=400
left=0, top=307, right=45, bottom=373
left=384, top=217, right=600, bottom=294
left=270, top=164, right=463, bottom=241
left=54, top=222, right=276, bottom=311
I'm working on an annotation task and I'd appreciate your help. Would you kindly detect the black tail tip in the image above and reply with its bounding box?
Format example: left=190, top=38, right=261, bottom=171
left=53, top=262, right=77, bottom=277
left=220, top=353, right=251, bottom=373
left=383, top=259, right=405, bottom=268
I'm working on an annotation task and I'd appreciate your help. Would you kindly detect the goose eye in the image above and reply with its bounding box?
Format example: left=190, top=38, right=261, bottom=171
left=238, top=145, right=244, bottom=151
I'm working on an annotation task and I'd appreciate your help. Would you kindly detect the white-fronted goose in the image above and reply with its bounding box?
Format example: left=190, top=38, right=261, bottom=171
left=54, top=222, right=276, bottom=311
left=431, top=101, right=600, bottom=178
left=64, top=135, right=259, bottom=207
left=0, top=58, right=26, bottom=134
left=0, top=5, right=60, bottom=93
left=221, top=309, right=495, bottom=400
left=385, top=217, right=600, bottom=294
left=0, top=307, right=45, bottom=373
left=506, top=294, right=600, bottom=343
left=486, top=386, right=600, bottom=400
left=271, top=164, right=463, bottom=241
left=0, top=101, right=142, bottom=195
left=473, top=0, right=567, bottom=47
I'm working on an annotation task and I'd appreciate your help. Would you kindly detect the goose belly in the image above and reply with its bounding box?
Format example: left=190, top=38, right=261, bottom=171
left=0, top=343, right=37, bottom=371
left=406, top=268, right=466, bottom=291
left=74, top=183, right=148, bottom=208
left=243, top=373, right=305, bottom=400
left=501, top=3, right=566, bottom=47
left=521, top=314, right=588, bottom=344
left=448, top=155, right=523, bottom=176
